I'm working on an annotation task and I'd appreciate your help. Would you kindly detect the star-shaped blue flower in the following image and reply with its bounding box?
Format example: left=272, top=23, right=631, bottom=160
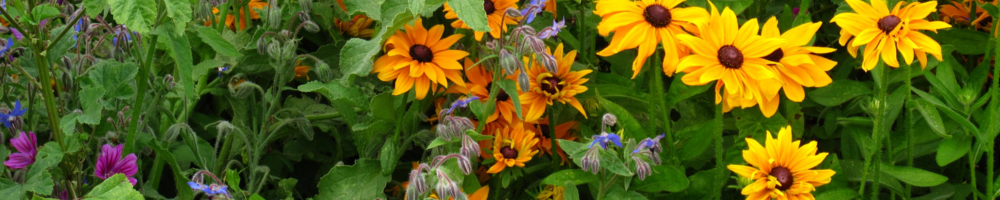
left=588, top=132, right=622, bottom=150
left=1, top=100, right=26, bottom=128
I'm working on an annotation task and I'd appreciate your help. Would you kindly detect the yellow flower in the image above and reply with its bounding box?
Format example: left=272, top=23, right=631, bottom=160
left=759, top=17, right=836, bottom=103
left=206, top=0, right=269, bottom=31
left=335, top=0, right=376, bottom=38
left=545, top=0, right=558, bottom=16
left=447, top=58, right=520, bottom=124
left=594, top=0, right=709, bottom=78
left=443, top=0, right=520, bottom=41
left=529, top=120, right=579, bottom=166
left=487, top=122, right=540, bottom=173
left=294, top=61, right=310, bottom=80
left=372, top=19, right=469, bottom=100
left=831, top=0, right=952, bottom=71
left=521, top=44, right=592, bottom=123
left=535, top=185, right=565, bottom=200
left=727, top=126, right=835, bottom=200
left=674, top=4, right=785, bottom=117
left=473, top=119, right=512, bottom=159
left=939, top=0, right=995, bottom=32
left=427, top=186, right=490, bottom=200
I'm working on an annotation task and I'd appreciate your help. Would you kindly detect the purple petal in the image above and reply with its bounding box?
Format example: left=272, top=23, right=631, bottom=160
left=4, top=153, right=33, bottom=169
left=113, top=154, right=138, bottom=176
left=127, top=177, right=137, bottom=186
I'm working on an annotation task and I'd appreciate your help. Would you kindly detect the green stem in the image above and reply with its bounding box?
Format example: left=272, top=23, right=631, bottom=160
left=32, top=35, right=65, bottom=149
left=860, top=61, right=888, bottom=198
left=650, top=50, right=675, bottom=164
left=988, top=20, right=999, bottom=200
left=213, top=133, right=235, bottom=173
left=714, top=101, right=724, bottom=199
left=905, top=63, right=913, bottom=200
left=970, top=145, right=978, bottom=200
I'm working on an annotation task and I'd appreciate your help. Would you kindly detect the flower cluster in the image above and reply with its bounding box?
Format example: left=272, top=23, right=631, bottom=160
left=405, top=154, right=474, bottom=200
left=187, top=170, right=232, bottom=199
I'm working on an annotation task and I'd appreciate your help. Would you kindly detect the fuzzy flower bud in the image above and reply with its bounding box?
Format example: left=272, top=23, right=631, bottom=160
left=602, top=113, right=617, bottom=127
left=302, top=21, right=320, bottom=33
left=435, top=124, right=453, bottom=141
left=408, top=169, right=427, bottom=194
left=538, top=53, right=558, bottom=74
left=504, top=8, right=523, bottom=18
left=581, top=146, right=601, bottom=174
left=460, top=135, right=480, bottom=161
left=299, top=0, right=312, bottom=13
left=282, top=41, right=297, bottom=60
left=518, top=72, right=530, bottom=92
left=524, top=35, right=546, bottom=55
left=435, top=169, right=462, bottom=200
left=268, top=6, right=283, bottom=30
left=267, top=39, right=282, bottom=59
left=632, top=156, right=652, bottom=180
left=256, top=38, right=268, bottom=55
left=162, top=74, right=175, bottom=90
left=499, top=49, right=519, bottom=75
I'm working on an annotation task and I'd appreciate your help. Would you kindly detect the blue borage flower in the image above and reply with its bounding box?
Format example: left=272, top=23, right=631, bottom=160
left=443, top=96, right=479, bottom=116
left=0, top=37, right=12, bottom=59
left=537, top=18, right=566, bottom=39
left=520, top=0, right=548, bottom=24
left=1, top=100, right=26, bottom=128
left=633, top=133, right=665, bottom=153
left=587, top=131, right=622, bottom=150
left=217, top=65, right=230, bottom=78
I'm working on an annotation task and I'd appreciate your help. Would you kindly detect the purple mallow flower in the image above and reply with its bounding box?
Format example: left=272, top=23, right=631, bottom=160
left=588, top=132, right=622, bottom=150
left=95, top=144, right=139, bottom=186
left=1, top=100, right=26, bottom=128
left=4, top=131, right=37, bottom=169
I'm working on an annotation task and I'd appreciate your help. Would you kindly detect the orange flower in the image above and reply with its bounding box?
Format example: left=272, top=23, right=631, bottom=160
left=371, top=19, right=468, bottom=100
left=521, top=44, right=591, bottom=122
left=529, top=120, right=579, bottom=165
left=335, top=0, right=376, bottom=38
left=487, top=122, right=539, bottom=173
left=447, top=58, right=520, bottom=124
left=205, top=0, right=269, bottom=31
left=294, top=61, right=310, bottom=80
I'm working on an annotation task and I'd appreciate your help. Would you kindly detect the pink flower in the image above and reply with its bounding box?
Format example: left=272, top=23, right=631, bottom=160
left=94, top=144, right=138, bottom=186
left=4, top=131, right=37, bottom=169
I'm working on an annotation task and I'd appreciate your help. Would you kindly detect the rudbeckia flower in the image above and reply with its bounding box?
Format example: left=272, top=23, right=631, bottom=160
left=443, top=0, right=520, bottom=41
left=335, top=0, right=375, bottom=38
left=831, top=0, right=952, bottom=71
left=594, top=0, right=709, bottom=78
left=674, top=4, right=785, bottom=117
left=727, top=126, right=835, bottom=200
left=294, top=60, right=310, bottom=80
left=447, top=58, right=520, bottom=123
left=758, top=17, right=836, bottom=103
left=521, top=44, right=591, bottom=123
left=487, top=122, right=540, bottom=173
left=939, top=0, right=995, bottom=32
left=205, top=0, right=269, bottom=31
left=530, top=120, right=579, bottom=165
left=372, top=19, right=468, bottom=100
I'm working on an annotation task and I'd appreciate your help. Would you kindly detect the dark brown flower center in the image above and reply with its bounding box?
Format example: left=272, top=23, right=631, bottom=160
left=770, top=166, right=794, bottom=191
left=540, top=76, right=562, bottom=95
left=717, top=45, right=743, bottom=69
left=500, top=146, right=518, bottom=159
left=877, top=15, right=901, bottom=33
left=409, top=45, right=434, bottom=63
left=763, top=49, right=784, bottom=63
left=484, top=0, right=496, bottom=14
left=539, top=124, right=551, bottom=136
left=644, top=5, right=672, bottom=28
left=979, top=17, right=993, bottom=27
left=486, top=82, right=509, bottom=101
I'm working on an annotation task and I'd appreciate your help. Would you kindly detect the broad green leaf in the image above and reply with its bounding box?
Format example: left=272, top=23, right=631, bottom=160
left=47, top=26, right=76, bottom=66
left=380, top=139, right=399, bottom=176
left=807, top=80, right=871, bottom=107
left=79, top=86, right=106, bottom=125
left=910, top=99, right=949, bottom=138
left=605, top=186, right=649, bottom=200
left=338, top=38, right=381, bottom=84
left=316, top=159, right=390, bottom=199
left=59, top=112, right=80, bottom=138
left=446, top=0, right=492, bottom=32
left=84, top=0, right=108, bottom=16
left=496, top=79, right=524, bottom=120
left=343, top=0, right=383, bottom=19
left=542, top=169, right=599, bottom=185
left=30, top=5, right=60, bottom=24
left=149, top=142, right=195, bottom=199
left=665, top=75, right=712, bottom=106
left=89, top=60, right=139, bottom=99
left=679, top=122, right=714, bottom=162
left=596, top=91, right=650, bottom=139
left=250, top=194, right=265, bottom=200
left=928, top=28, right=988, bottom=55
left=687, top=0, right=753, bottom=15
left=83, top=174, right=143, bottom=199
left=563, top=182, right=580, bottom=200
left=193, top=26, right=242, bottom=57
left=814, top=187, right=858, bottom=200
left=426, top=137, right=455, bottom=150
left=370, top=93, right=396, bottom=123
left=24, top=143, right=63, bottom=195
left=277, top=178, right=297, bottom=199
left=733, top=107, right=787, bottom=137
left=881, top=165, right=948, bottom=187
left=226, top=170, right=244, bottom=198
left=599, top=149, right=633, bottom=176
left=108, top=0, right=156, bottom=33
left=632, top=165, right=689, bottom=192
left=415, top=0, right=447, bottom=16
left=936, top=133, right=970, bottom=167
left=0, top=179, right=25, bottom=199
left=163, top=24, right=196, bottom=108
left=163, top=0, right=193, bottom=35
left=375, top=0, right=415, bottom=40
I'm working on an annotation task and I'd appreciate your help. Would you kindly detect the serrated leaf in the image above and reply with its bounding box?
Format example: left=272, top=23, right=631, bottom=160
left=316, top=159, right=389, bottom=199
left=542, top=169, right=599, bottom=185
left=343, top=0, right=383, bottom=19
left=807, top=80, right=871, bottom=107
left=84, top=0, right=108, bottom=16
left=446, top=0, right=492, bottom=32
left=338, top=38, right=381, bottom=84
left=79, top=86, right=106, bottom=125
left=881, top=165, right=948, bottom=187
left=163, top=0, right=193, bottom=35
left=108, top=0, right=156, bottom=33
left=193, top=26, right=242, bottom=57
left=24, top=143, right=64, bottom=195
left=30, top=5, right=60, bottom=24
left=83, top=174, right=143, bottom=199
left=89, top=61, right=139, bottom=99
left=496, top=79, right=523, bottom=120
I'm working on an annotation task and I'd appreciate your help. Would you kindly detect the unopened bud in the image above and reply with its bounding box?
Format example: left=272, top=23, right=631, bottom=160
left=602, top=113, right=617, bottom=127
left=256, top=38, right=268, bottom=55
left=538, top=53, right=558, bottom=73
left=460, top=135, right=480, bottom=161
left=299, top=0, right=312, bottom=13
left=633, top=156, right=651, bottom=180
left=499, top=49, right=519, bottom=75
left=524, top=36, right=546, bottom=55
left=268, top=6, right=283, bottom=30
left=302, top=21, right=320, bottom=33
left=504, top=8, right=523, bottom=18
left=267, top=39, right=282, bottom=59
left=435, top=124, right=452, bottom=140
left=435, top=169, right=462, bottom=200
left=408, top=169, right=427, bottom=194
left=457, top=155, right=473, bottom=175
left=282, top=41, right=296, bottom=60
left=518, top=72, right=530, bottom=92
left=581, top=146, right=601, bottom=174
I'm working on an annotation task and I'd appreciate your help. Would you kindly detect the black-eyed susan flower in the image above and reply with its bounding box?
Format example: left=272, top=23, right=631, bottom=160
left=426, top=186, right=489, bottom=200
left=594, top=0, right=709, bottom=78
left=521, top=44, right=591, bottom=123
left=535, top=185, right=565, bottom=200
left=530, top=120, right=579, bottom=165
left=939, top=0, right=995, bottom=32
left=759, top=17, right=836, bottom=103
left=727, top=126, right=835, bottom=200
left=443, top=0, right=520, bottom=41
left=447, top=58, right=520, bottom=124
left=474, top=119, right=511, bottom=159
left=335, top=0, right=375, bottom=38
left=294, top=60, right=310, bottom=80
left=206, top=0, right=269, bottom=31
left=487, top=122, right=540, bottom=173
left=372, top=19, right=468, bottom=100
left=831, top=0, right=952, bottom=71
left=674, top=4, right=785, bottom=117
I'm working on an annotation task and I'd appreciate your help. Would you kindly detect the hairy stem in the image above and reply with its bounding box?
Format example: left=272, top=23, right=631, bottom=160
left=651, top=50, right=675, bottom=164
left=714, top=101, right=724, bottom=199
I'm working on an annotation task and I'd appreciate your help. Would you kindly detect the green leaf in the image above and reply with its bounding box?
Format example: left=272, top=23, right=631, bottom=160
left=193, top=26, right=242, bottom=57
left=89, top=60, right=139, bottom=99
left=79, top=86, right=106, bottom=125
left=23, top=143, right=64, bottom=195
left=163, top=24, right=197, bottom=107
left=163, top=0, right=193, bottom=35
left=225, top=169, right=243, bottom=198
left=149, top=142, right=195, bottom=199
left=496, top=79, right=523, bottom=119
left=426, top=137, right=456, bottom=150
left=910, top=99, right=949, bottom=138
left=632, top=165, right=689, bottom=192
left=445, top=0, right=492, bottom=32
left=936, top=132, right=970, bottom=167
left=687, top=0, right=753, bottom=15
left=250, top=194, right=265, bottom=200
left=542, top=169, right=599, bottom=185
left=30, top=5, right=60, bottom=24
left=338, top=38, right=381, bottom=84
left=665, top=75, right=712, bottom=106
left=370, top=93, right=396, bottom=123
left=84, top=0, right=108, bottom=16
left=343, top=0, right=383, bottom=19
left=928, top=28, right=988, bottom=55
left=60, top=112, right=80, bottom=137
left=0, top=179, right=26, bottom=199
left=807, top=80, right=871, bottom=107
left=596, top=90, right=650, bottom=139
left=379, top=139, right=399, bottom=176
left=733, top=107, right=787, bottom=137
left=814, top=187, right=858, bottom=200
left=881, top=165, right=948, bottom=187
left=599, top=149, right=633, bottom=176
left=316, top=159, right=390, bottom=199
left=83, top=174, right=143, bottom=199
left=679, top=123, right=714, bottom=162
left=108, top=0, right=156, bottom=33
left=563, top=182, right=580, bottom=200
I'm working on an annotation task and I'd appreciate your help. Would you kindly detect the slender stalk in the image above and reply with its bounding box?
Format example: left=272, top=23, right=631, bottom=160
left=970, top=145, right=978, bottom=200
left=32, top=35, right=65, bottom=149
left=860, top=61, right=888, bottom=198
left=714, top=101, right=724, bottom=199
left=650, top=50, right=675, bottom=163
left=905, top=63, right=913, bottom=199
left=213, top=133, right=235, bottom=173
left=988, top=18, right=1000, bottom=199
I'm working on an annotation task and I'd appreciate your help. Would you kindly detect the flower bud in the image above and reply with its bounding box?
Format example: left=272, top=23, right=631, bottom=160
left=257, top=38, right=268, bottom=55
left=268, top=6, right=283, bottom=30
left=267, top=39, right=282, bottom=59
left=435, top=169, right=462, bottom=200
left=499, top=49, right=519, bottom=75
left=408, top=169, right=427, bottom=194
left=460, top=135, right=480, bottom=161
left=523, top=35, right=545, bottom=55
left=504, top=8, right=523, bottom=18
left=163, top=74, right=176, bottom=90
left=518, top=72, right=530, bottom=92
left=435, top=124, right=453, bottom=141
left=282, top=41, right=297, bottom=60
left=632, top=156, right=651, bottom=180
left=299, top=0, right=312, bottom=14
left=602, top=113, right=617, bottom=129
left=302, top=21, right=320, bottom=33
left=538, top=53, right=558, bottom=73
left=456, top=154, right=473, bottom=175
left=581, top=146, right=601, bottom=174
